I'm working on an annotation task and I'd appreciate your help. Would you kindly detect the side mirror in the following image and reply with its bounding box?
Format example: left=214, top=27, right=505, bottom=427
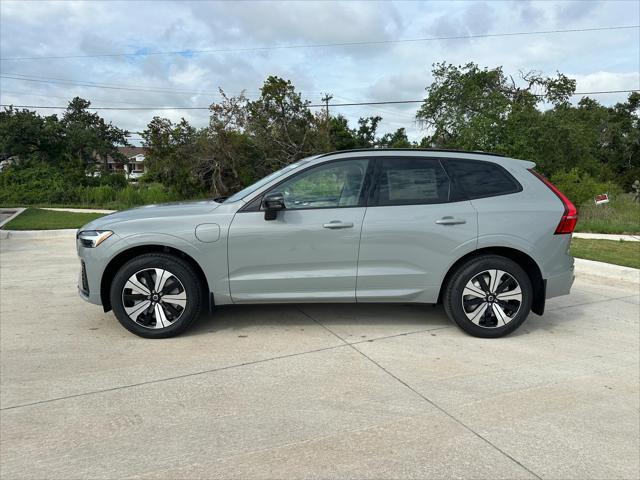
left=261, top=192, right=285, bottom=220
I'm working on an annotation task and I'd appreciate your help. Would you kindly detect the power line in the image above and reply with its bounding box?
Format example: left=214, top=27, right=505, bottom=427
left=0, top=73, right=328, bottom=98
left=0, top=73, right=247, bottom=97
left=334, top=94, right=417, bottom=120
left=3, top=71, right=637, bottom=104
left=1, top=25, right=637, bottom=61
left=1, top=90, right=637, bottom=111
left=0, top=88, right=185, bottom=107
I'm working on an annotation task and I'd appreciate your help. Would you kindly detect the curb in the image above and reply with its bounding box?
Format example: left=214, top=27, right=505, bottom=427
left=0, top=229, right=76, bottom=240
left=573, top=233, right=639, bottom=242
left=41, top=207, right=116, bottom=214
left=574, top=258, right=639, bottom=284
left=0, top=208, right=26, bottom=229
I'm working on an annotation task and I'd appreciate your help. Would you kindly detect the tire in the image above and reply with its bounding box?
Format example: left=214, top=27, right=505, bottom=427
left=443, top=255, right=533, bottom=338
left=110, top=253, right=202, bottom=338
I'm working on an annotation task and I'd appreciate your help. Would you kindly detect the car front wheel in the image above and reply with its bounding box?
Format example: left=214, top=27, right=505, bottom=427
left=110, top=253, right=202, bottom=338
left=443, top=255, right=533, bottom=338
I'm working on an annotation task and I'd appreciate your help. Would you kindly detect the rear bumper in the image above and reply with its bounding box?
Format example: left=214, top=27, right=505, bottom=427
left=545, top=263, right=575, bottom=299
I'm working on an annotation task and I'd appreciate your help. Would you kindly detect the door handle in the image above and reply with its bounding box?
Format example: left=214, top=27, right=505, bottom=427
left=323, top=221, right=354, bottom=229
left=435, top=216, right=466, bottom=225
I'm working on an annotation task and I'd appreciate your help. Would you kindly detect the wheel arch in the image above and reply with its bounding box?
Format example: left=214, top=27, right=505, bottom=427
left=100, top=245, right=211, bottom=313
left=438, top=246, right=546, bottom=315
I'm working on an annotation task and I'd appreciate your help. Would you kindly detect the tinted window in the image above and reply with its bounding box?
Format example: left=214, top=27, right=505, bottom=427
left=373, top=158, right=449, bottom=206
left=276, top=159, right=369, bottom=209
left=444, top=159, right=521, bottom=199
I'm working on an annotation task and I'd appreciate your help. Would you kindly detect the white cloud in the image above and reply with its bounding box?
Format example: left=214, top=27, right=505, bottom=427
left=572, top=71, right=639, bottom=91
left=0, top=0, right=638, bottom=143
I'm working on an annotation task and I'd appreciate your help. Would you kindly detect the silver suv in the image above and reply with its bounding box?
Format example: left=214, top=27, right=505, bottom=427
left=77, top=149, right=576, bottom=339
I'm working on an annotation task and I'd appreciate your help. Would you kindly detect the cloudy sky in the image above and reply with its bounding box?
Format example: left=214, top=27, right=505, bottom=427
left=1, top=0, right=638, bottom=144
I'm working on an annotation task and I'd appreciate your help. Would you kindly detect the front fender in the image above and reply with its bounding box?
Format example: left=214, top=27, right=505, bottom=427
left=100, top=231, right=231, bottom=308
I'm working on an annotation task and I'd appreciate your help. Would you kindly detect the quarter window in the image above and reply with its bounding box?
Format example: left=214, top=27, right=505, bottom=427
left=275, top=159, right=369, bottom=209
left=444, top=159, right=521, bottom=199
left=373, top=158, right=450, bottom=206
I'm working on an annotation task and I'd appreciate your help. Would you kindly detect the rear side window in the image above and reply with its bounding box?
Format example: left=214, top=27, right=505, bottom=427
left=372, top=158, right=450, bottom=206
left=444, top=159, right=521, bottom=199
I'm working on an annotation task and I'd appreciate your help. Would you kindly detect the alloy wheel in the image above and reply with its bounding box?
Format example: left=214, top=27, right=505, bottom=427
left=461, top=269, right=522, bottom=328
left=121, top=268, right=187, bottom=329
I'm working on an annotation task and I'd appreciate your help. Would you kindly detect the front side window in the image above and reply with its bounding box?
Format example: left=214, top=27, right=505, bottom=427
left=275, top=159, right=369, bottom=209
left=373, top=158, right=450, bottom=206
left=444, top=159, right=521, bottom=199
left=224, top=157, right=316, bottom=203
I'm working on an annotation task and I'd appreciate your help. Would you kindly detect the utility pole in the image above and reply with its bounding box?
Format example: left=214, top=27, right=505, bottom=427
left=321, top=93, right=333, bottom=148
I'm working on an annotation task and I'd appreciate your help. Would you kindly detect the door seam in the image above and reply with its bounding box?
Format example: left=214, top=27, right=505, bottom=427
left=354, top=207, right=368, bottom=303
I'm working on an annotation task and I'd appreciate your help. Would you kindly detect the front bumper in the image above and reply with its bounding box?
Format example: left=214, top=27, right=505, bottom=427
left=76, top=233, right=121, bottom=306
left=78, top=268, right=102, bottom=305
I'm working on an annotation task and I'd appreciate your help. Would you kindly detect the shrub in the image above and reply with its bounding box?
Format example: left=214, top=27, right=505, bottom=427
left=576, top=193, right=640, bottom=234
left=78, top=185, right=118, bottom=205
left=136, top=183, right=179, bottom=205
left=0, top=164, right=187, bottom=209
left=0, top=163, right=80, bottom=205
left=98, top=173, right=128, bottom=189
left=550, top=168, right=619, bottom=208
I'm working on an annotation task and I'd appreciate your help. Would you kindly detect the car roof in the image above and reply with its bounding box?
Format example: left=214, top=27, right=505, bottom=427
left=314, top=148, right=536, bottom=170
left=318, top=148, right=506, bottom=158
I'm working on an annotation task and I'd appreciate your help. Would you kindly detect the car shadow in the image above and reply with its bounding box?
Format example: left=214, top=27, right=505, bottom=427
left=182, top=302, right=451, bottom=337
left=181, top=303, right=566, bottom=339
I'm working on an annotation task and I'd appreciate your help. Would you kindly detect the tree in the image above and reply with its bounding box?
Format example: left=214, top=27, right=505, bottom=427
left=603, top=93, right=640, bottom=187
left=355, top=116, right=382, bottom=148
left=415, top=62, right=575, bottom=152
left=246, top=76, right=322, bottom=169
left=328, top=114, right=396, bottom=150
left=0, top=107, right=65, bottom=164
left=328, top=115, right=359, bottom=151
left=142, top=117, right=203, bottom=196
left=202, top=90, right=258, bottom=197
left=379, top=128, right=412, bottom=148
left=414, top=62, right=639, bottom=187
left=61, top=97, right=130, bottom=172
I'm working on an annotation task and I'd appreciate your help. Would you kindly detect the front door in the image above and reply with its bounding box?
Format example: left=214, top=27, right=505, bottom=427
left=228, top=158, right=371, bottom=303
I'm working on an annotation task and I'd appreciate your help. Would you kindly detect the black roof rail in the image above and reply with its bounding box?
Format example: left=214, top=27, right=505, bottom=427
left=317, top=148, right=507, bottom=158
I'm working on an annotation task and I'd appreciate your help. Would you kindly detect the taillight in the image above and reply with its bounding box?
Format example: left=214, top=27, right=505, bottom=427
left=528, top=169, right=578, bottom=235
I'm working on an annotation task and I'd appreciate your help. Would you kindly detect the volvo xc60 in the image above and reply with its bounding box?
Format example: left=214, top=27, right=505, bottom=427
left=77, top=149, right=576, bottom=338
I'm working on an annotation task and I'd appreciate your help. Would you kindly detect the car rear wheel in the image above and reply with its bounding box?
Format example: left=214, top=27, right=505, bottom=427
left=443, top=255, right=533, bottom=338
left=110, top=253, right=202, bottom=338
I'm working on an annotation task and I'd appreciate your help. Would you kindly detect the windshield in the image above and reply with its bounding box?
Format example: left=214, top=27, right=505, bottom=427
left=223, top=156, right=317, bottom=203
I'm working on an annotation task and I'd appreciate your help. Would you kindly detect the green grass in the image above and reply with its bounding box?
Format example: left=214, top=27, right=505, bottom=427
left=571, top=238, right=640, bottom=269
left=575, top=194, right=640, bottom=234
left=2, top=208, right=105, bottom=230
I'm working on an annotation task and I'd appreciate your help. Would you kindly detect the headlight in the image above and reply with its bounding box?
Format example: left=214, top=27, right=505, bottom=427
left=77, top=230, right=113, bottom=248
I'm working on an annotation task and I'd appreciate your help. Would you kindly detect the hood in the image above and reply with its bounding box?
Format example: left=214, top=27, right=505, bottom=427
left=80, top=200, right=221, bottom=231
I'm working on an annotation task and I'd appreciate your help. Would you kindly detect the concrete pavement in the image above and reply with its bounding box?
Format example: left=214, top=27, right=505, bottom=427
left=0, top=234, right=638, bottom=479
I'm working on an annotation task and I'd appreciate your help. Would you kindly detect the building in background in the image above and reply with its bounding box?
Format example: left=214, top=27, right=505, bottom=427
left=106, top=147, right=146, bottom=180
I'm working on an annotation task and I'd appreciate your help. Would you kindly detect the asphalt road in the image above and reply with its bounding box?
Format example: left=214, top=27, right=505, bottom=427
left=1, top=234, right=638, bottom=479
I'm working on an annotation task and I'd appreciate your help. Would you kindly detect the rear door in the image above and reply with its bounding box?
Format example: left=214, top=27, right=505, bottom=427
left=356, top=156, right=478, bottom=303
